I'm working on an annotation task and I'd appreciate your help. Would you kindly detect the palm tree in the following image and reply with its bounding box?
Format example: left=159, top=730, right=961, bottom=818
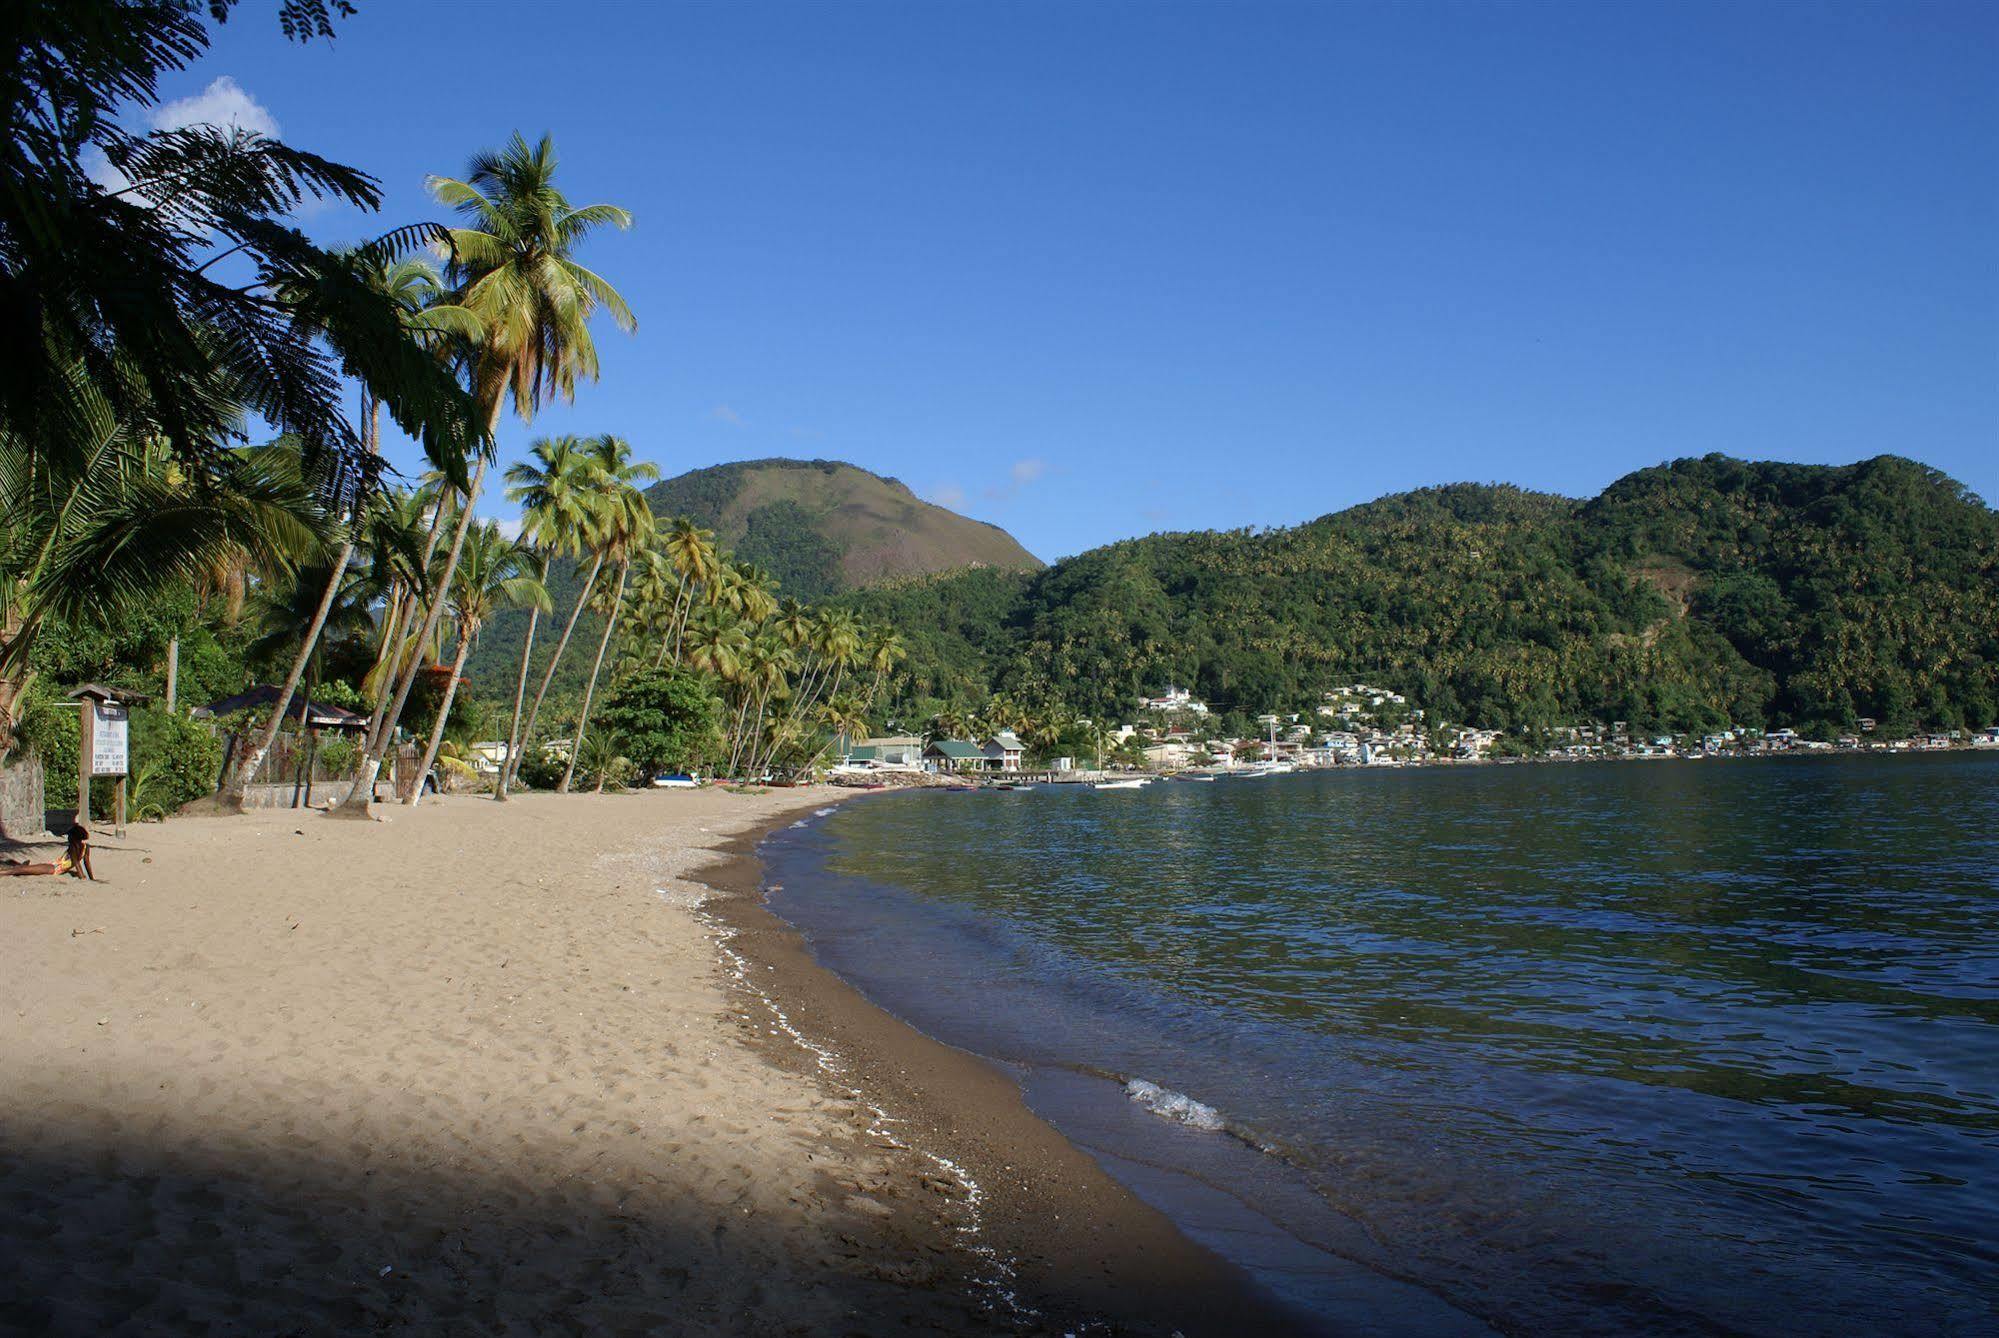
left=352, top=486, right=438, bottom=706
left=0, top=412, right=332, bottom=761
left=219, top=256, right=477, bottom=812
left=407, top=522, right=549, bottom=805
left=863, top=627, right=907, bottom=708
left=684, top=607, right=750, bottom=685
left=658, top=518, right=718, bottom=664
left=495, top=434, right=606, bottom=799
left=559, top=434, right=658, bottom=793
left=339, top=133, right=634, bottom=816
left=726, top=631, right=790, bottom=776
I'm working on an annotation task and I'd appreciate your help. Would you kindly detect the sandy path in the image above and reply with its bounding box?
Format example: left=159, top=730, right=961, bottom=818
left=0, top=788, right=998, bottom=1336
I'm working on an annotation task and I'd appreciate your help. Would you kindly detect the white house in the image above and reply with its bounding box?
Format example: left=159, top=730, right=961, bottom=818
left=981, top=731, right=1025, bottom=773
left=1140, top=686, right=1210, bottom=715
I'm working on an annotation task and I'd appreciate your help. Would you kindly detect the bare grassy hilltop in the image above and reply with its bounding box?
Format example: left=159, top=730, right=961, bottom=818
left=644, top=459, right=1043, bottom=599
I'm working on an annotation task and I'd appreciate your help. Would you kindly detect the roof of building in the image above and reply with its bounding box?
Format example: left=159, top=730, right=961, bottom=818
left=985, top=731, right=1024, bottom=749
left=195, top=685, right=366, bottom=730
left=925, top=740, right=985, bottom=760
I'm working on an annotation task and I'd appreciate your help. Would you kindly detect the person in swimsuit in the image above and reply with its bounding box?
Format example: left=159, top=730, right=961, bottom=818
left=0, top=824, right=93, bottom=879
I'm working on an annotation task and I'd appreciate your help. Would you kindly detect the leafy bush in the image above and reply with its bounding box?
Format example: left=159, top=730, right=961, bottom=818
left=15, top=691, right=220, bottom=817
left=514, top=743, right=568, bottom=792
left=130, top=708, right=222, bottom=813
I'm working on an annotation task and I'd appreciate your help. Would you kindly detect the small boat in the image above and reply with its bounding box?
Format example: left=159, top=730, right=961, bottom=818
left=993, top=782, right=1035, bottom=791
left=652, top=773, right=699, bottom=789
left=1093, top=777, right=1148, bottom=790
left=1174, top=772, right=1218, bottom=782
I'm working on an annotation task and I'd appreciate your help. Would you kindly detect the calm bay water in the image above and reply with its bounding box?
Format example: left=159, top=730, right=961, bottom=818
left=761, top=754, right=1999, bottom=1335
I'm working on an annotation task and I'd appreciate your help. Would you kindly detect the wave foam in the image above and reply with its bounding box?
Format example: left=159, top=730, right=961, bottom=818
left=1125, top=1078, right=1227, bottom=1132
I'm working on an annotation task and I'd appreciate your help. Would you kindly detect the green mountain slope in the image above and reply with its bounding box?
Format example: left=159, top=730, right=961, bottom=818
left=642, top=458, right=1042, bottom=599
left=840, top=455, right=1999, bottom=737
left=462, top=458, right=1041, bottom=702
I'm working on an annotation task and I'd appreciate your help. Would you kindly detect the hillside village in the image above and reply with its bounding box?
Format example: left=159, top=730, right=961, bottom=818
left=843, top=682, right=1999, bottom=779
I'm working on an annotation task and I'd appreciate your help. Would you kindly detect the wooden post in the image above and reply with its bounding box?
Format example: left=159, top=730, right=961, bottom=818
left=77, top=700, right=92, bottom=824
left=114, top=776, right=126, bottom=836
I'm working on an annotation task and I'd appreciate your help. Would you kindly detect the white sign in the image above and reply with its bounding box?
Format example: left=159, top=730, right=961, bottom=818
left=91, top=702, right=129, bottom=776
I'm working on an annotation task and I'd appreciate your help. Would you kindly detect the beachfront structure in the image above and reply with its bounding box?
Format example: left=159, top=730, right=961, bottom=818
left=981, top=731, right=1025, bottom=772
left=1140, top=686, right=1209, bottom=715
left=923, top=740, right=986, bottom=774
left=842, top=735, right=925, bottom=769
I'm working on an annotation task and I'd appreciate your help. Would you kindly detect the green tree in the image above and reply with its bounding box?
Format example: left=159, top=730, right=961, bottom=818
left=559, top=434, right=658, bottom=793
left=342, top=133, right=634, bottom=816
left=598, top=666, right=723, bottom=778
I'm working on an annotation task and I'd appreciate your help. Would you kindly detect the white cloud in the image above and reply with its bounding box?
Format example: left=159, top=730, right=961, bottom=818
left=710, top=404, right=744, bottom=426
left=929, top=482, right=967, bottom=509
left=1010, top=457, right=1046, bottom=486
left=85, top=76, right=281, bottom=196
left=153, top=76, right=280, bottom=137
left=492, top=516, right=524, bottom=541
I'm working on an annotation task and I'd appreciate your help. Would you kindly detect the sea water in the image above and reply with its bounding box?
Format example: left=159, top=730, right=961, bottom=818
left=760, top=754, right=1999, bottom=1335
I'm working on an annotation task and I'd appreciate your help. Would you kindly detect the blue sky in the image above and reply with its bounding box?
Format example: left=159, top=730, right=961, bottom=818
left=186, top=0, right=1995, bottom=560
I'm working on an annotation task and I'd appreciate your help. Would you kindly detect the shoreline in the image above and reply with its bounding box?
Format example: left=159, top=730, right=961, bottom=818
left=695, top=797, right=1314, bottom=1337
left=0, top=789, right=1036, bottom=1334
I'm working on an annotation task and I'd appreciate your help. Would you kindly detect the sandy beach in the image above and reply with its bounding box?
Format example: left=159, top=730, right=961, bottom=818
left=0, top=787, right=1293, bottom=1336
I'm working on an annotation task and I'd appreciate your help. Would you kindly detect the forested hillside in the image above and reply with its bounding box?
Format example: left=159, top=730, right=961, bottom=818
left=840, top=456, right=1998, bottom=737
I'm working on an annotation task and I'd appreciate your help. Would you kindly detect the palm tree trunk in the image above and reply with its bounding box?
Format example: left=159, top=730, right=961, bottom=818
left=219, top=393, right=380, bottom=814
left=503, top=549, right=604, bottom=792
left=558, top=557, right=628, bottom=794
left=493, top=604, right=539, bottom=802
left=216, top=532, right=354, bottom=812
left=164, top=637, right=179, bottom=713
left=654, top=575, right=690, bottom=668
left=669, top=578, right=703, bottom=664
left=337, top=458, right=488, bottom=818
left=407, top=624, right=473, bottom=807
left=725, top=689, right=754, bottom=776
left=744, top=681, right=782, bottom=778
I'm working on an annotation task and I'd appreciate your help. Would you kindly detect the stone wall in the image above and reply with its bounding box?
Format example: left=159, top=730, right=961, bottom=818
left=0, top=752, right=48, bottom=840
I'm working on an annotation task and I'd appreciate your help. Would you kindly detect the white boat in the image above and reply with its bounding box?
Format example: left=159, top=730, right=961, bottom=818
left=1093, top=777, right=1148, bottom=790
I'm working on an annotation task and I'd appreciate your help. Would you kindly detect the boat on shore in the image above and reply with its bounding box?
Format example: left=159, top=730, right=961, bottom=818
left=1093, top=777, right=1149, bottom=790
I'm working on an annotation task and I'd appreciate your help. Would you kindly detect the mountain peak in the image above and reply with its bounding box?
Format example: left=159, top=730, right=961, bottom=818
left=643, top=458, right=1042, bottom=599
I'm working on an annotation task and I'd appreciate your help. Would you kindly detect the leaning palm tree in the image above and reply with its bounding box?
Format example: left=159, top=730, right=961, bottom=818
left=406, top=522, right=549, bottom=806
left=219, top=256, right=478, bottom=812
left=558, top=434, right=658, bottom=793
left=495, top=434, right=606, bottom=800
left=658, top=517, right=718, bottom=664
left=862, top=627, right=907, bottom=708
left=683, top=607, right=750, bottom=686
left=339, top=133, right=634, bottom=816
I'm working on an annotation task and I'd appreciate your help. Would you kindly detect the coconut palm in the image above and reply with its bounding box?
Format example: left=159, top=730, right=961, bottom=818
left=219, top=256, right=479, bottom=811
left=0, top=409, right=332, bottom=761
left=559, top=434, right=658, bottom=793
left=407, top=522, right=549, bottom=805
left=3, top=3, right=481, bottom=490
left=863, top=627, right=907, bottom=708
left=340, top=133, right=634, bottom=816
left=726, top=631, right=793, bottom=776
left=684, top=608, right=749, bottom=685
left=659, top=518, right=718, bottom=664
left=495, top=434, right=607, bottom=799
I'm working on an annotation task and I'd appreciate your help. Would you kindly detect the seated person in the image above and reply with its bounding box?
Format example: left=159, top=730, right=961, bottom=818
left=0, top=824, right=93, bottom=879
